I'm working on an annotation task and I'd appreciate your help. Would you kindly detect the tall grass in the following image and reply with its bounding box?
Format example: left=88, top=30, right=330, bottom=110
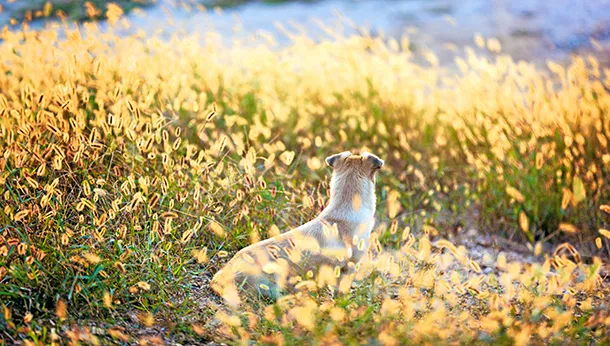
left=0, top=9, right=609, bottom=344
left=6, top=1, right=152, bottom=23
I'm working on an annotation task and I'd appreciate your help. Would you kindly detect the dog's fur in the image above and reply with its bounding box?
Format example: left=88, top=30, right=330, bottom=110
left=210, top=151, right=384, bottom=305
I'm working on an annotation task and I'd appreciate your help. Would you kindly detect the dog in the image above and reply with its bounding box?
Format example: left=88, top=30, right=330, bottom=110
left=210, top=151, right=384, bottom=305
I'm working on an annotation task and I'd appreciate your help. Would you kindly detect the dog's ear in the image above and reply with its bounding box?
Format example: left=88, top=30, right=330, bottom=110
left=325, top=151, right=352, bottom=167
left=362, top=152, right=384, bottom=169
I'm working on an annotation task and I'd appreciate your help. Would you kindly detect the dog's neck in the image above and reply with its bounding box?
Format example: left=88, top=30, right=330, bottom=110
left=319, top=172, right=376, bottom=224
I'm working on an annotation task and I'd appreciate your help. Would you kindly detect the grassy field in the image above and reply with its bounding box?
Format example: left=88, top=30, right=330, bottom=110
left=1, top=7, right=610, bottom=345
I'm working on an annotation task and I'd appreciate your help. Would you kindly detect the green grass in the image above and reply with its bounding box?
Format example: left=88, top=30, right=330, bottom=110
left=7, top=0, right=153, bottom=23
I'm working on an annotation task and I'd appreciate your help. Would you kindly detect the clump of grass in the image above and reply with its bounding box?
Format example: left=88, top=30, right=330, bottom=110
left=449, top=55, right=610, bottom=247
left=7, top=0, right=153, bottom=24
left=0, top=6, right=609, bottom=345
left=212, top=241, right=609, bottom=345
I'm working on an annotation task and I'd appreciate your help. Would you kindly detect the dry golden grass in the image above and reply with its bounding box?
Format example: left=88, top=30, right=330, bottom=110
left=0, top=6, right=609, bottom=345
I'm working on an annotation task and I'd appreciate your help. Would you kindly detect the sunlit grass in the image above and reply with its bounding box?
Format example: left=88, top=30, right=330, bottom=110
left=0, top=6, right=609, bottom=344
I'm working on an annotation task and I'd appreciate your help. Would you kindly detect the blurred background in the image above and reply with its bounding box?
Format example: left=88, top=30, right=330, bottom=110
left=1, top=0, right=609, bottom=66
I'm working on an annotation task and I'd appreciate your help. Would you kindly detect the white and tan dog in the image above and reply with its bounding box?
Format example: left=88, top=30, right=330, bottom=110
left=210, top=151, right=384, bottom=305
